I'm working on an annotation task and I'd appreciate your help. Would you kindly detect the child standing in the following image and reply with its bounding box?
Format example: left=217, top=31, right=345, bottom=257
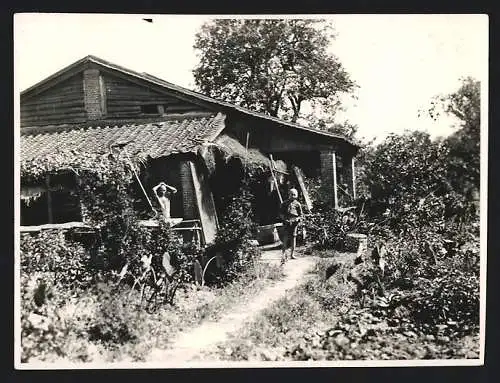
left=280, top=188, right=303, bottom=265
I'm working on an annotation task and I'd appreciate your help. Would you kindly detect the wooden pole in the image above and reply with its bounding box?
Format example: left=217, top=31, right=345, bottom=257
left=245, top=131, right=250, bottom=153
left=99, top=74, right=107, bottom=116
left=293, top=166, right=313, bottom=212
left=351, top=156, right=357, bottom=200
left=269, top=155, right=283, bottom=203
left=244, top=131, right=250, bottom=177
left=123, top=152, right=156, bottom=213
left=332, top=152, right=339, bottom=209
left=45, top=174, right=53, bottom=224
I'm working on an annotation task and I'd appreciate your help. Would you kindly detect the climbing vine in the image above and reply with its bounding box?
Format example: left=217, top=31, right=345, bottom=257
left=20, top=148, right=198, bottom=288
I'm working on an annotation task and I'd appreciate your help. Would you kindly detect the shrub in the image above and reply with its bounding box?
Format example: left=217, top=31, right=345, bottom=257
left=20, top=271, right=95, bottom=362
left=119, top=219, right=199, bottom=286
left=410, top=267, right=479, bottom=335
left=20, top=230, right=99, bottom=362
left=203, top=182, right=261, bottom=285
left=361, top=223, right=480, bottom=336
left=20, top=230, right=94, bottom=291
left=20, top=150, right=203, bottom=362
left=350, top=129, right=481, bottom=339
left=86, top=284, right=140, bottom=347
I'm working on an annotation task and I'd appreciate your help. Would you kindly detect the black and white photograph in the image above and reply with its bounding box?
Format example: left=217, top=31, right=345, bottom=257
left=14, top=13, right=487, bottom=368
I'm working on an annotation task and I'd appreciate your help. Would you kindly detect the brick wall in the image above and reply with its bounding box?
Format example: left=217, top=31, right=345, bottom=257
left=319, top=150, right=338, bottom=208
left=179, top=161, right=196, bottom=220
left=83, top=69, right=103, bottom=120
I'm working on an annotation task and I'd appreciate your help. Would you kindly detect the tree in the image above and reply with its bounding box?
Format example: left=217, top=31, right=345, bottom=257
left=427, top=77, right=480, bottom=132
left=426, top=77, right=480, bottom=193
left=193, top=19, right=356, bottom=123
left=358, top=130, right=480, bottom=233
left=299, top=108, right=359, bottom=138
left=362, top=131, right=451, bottom=205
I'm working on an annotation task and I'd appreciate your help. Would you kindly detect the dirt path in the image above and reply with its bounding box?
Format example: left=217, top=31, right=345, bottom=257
left=147, top=252, right=316, bottom=364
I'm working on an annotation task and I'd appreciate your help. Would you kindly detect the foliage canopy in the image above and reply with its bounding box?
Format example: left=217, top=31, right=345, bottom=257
left=193, top=19, right=356, bottom=123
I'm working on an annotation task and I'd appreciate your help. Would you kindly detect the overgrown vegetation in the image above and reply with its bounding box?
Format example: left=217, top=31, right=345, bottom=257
left=19, top=76, right=481, bottom=362
left=203, top=180, right=261, bottom=285
left=298, top=78, right=480, bottom=359
left=19, top=149, right=274, bottom=362
left=21, top=249, right=284, bottom=363
left=204, top=78, right=481, bottom=361
left=205, top=253, right=479, bottom=361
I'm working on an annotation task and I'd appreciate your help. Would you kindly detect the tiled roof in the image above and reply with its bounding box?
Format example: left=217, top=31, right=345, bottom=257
left=21, top=55, right=360, bottom=149
left=21, top=113, right=226, bottom=161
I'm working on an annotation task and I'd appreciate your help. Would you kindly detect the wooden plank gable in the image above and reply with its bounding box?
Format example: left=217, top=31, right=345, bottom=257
left=21, top=73, right=86, bottom=127
left=101, top=71, right=211, bottom=119
left=20, top=66, right=215, bottom=127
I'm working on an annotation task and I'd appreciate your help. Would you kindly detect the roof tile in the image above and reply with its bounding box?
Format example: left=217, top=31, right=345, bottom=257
left=21, top=113, right=225, bottom=161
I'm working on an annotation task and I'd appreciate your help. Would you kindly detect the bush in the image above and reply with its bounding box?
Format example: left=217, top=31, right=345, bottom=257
left=20, top=271, right=95, bottom=362
left=20, top=231, right=96, bottom=361
left=86, top=284, right=140, bottom=347
left=20, top=230, right=99, bottom=362
left=203, top=182, right=261, bottom=285
left=409, top=266, right=479, bottom=335
left=20, top=230, right=94, bottom=291
left=349, top=129, right=481, bottom=339
left=19, top=198, right=200, bottom=362
left=119, top=219, right=199, bottom=286
left=361, top=223, right=480, bottom=336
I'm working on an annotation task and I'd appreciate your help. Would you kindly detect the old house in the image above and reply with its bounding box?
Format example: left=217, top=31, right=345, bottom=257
left=20, top=55, right=360, bottom=245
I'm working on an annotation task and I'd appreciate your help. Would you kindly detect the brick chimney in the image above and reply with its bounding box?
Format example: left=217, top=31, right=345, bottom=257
left=83, top=69, right=106, bottom=120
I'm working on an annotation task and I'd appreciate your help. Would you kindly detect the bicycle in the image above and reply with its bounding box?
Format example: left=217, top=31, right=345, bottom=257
left=115, top=255, right=181, bottom=313
left=141, top=269, right=181, bottom=313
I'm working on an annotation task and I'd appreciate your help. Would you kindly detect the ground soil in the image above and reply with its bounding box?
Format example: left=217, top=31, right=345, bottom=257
left=147, top=249, right=317, bottom=363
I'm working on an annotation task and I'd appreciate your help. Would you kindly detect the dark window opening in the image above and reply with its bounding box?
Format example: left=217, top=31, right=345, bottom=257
left=141, top=104, right=158, bottom=114
left=20, top=172, right=82, bottom=226
left=131, top=157, right=183, bottom=220
left=21, top=193, right=49, bottom=226
left=141, top=104, right=161, bottom=115
left=50, top=190, right=82, bottom=224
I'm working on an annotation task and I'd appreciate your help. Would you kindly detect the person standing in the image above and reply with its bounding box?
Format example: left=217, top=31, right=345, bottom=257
left=152, top=182, right=178, bottom=221
left=280, top=188, right=303, bottom=265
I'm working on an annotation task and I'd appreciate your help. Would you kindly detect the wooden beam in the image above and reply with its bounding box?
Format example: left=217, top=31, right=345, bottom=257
left=19, top=221, right=91, bottom=233
left=189, top=161, right=218, bottom=244
left=332, top=152, right=339, bottom=209
left=45, top=175, right=53, bottom=224
left=269, top=155, right=283, bottom=203
left=106, top=99, right=173, bottom=105
left=22, top=98, right=85, bottom=108
left=21, top=106, right=85, bottom=116
left=293, top=166, right=313, bottom=212
left=99, top=74, right=107, bottom=115
left=351, top=156, right=357, bottom=200
left=106, top=106, right=141, bottom=112
left=22, top=112, right=87, bottom=121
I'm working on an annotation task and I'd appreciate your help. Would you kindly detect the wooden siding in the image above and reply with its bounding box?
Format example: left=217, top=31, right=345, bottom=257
left=103, top=73, right=206, bottom=119
left=226, top=116, right=345, bottom=154
left=21, top=73, right=86, bottom=127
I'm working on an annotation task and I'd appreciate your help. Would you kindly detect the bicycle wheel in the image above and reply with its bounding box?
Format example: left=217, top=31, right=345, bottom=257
left=144, top=279, right=166, bottom=314
left=165, top=277, right=180, bottom=305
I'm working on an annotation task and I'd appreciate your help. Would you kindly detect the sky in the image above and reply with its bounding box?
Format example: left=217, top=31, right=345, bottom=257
left=14, top=13, right=488, bottom=142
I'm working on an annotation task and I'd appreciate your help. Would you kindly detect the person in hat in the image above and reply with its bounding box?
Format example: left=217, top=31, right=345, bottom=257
left=279, top=188, right=303, bottom=264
